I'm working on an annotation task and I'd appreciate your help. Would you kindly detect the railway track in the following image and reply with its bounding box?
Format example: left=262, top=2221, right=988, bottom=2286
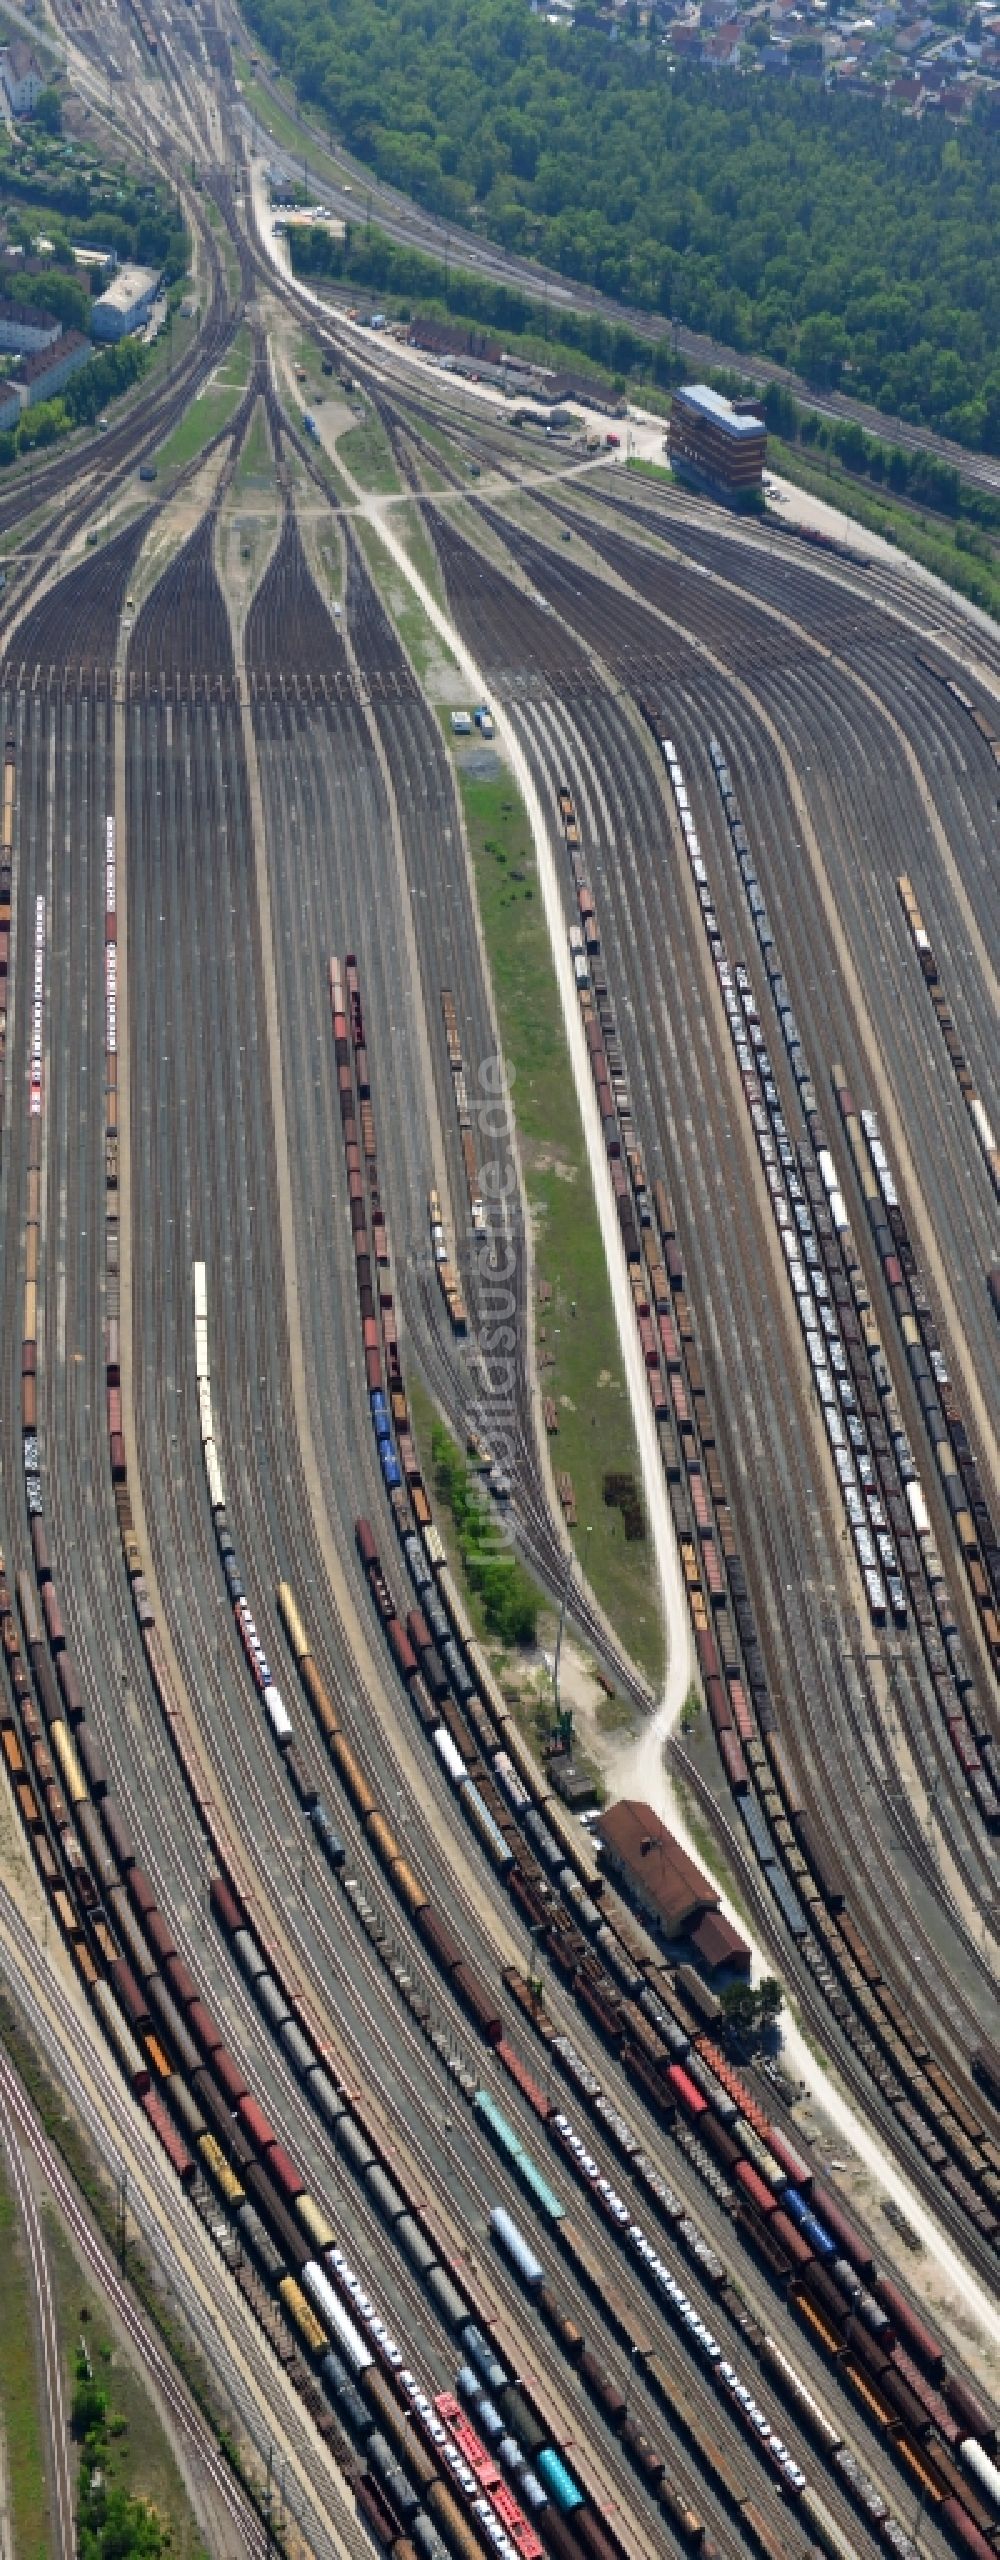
left=0, top=22, right=995, bottom=2555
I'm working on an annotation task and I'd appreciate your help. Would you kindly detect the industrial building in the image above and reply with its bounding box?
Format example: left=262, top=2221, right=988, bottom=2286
left=91, top=262, right=160, bottom=343
left=668, top=382, right=767, bottom=505
left=593, top=1798, right=751, bottom=1977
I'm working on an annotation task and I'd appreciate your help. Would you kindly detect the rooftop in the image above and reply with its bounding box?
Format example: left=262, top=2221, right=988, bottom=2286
left=0, top=296, right=59, bottom=335
left=94, top=262, right=160, bottom=314
left=4, top=41, right=44, bottom=80
left=17, top=328, right=90, bottom=384
left=690, top=1908, right=751, bottom=1975
left=593, top=1799, right=718, bottom=1932
left=673, top=381, right=767, bottom=439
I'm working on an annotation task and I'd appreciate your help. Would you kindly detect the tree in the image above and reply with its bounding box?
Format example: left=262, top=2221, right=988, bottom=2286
left=719, top=1975, right=784, bottom=2047
left=796, top=310, right=848, bottom=388
left=34, top=87, right=63, bottom=136
left=12, top=267, right=90, bottom=331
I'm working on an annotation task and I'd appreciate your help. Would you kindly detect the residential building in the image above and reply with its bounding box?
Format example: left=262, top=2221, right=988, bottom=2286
left=668, top=382, right=767, bottom=504
left=15, top=329, right=92, bottom=407
left=0, top=387, right=20, bottom=432
left=0, top=43, right=45, bottom=114
left=0, top=297, right=60, bottom=355
left=91, top=263, right=160, bottom=342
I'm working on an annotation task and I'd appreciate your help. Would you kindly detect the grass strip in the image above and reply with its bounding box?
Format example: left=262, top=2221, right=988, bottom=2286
left=232, top=401, right=273, bottom=491
left=336, top=409, right=400, bottom=495
left=457, top=759, right=662, bottom=1687
left=353, top=519, right=458, bottom=688
left=0, top=2156, right=49, bottom=2559
left=351, top=529, right=660, bottom=1680
left=154, top=331, right=251, bottom=475
left=769, top=436, right=1000, bottom=617
left=45, top=2210, right=210, bottom=2560
left=0, top=1981, right=274, bottom=2537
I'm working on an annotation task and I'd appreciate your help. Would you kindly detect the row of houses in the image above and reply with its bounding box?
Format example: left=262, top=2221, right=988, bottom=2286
left=0, top=263, right=160, bottom=415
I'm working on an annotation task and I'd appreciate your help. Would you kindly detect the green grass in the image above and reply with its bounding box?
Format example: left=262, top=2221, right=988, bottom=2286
left=626, top=455, right=671, bottom=484
left=458, top=763, right=662, bottom=1687
left=0, top=2162, right=49, bottom=2560
left=237, top=57, right=334, bottom=169
left=407, top=1378, right=611, bottom=1783
left=45, top=2210, right=209, bottom=2559
left=232, top=400, right=273, bottom=492
left=154, top=331, right=251, bottom=474
left=396, top=505, right=447, bottom=609
left=354, top=519, right=458, bottom=686
left=595, top=1688, right=637, bottom=1734
left=337, top=410, right=401, bottom=494
left=770, top=435, right=1000, bottom=617
left=0, top=1982, right=266, bottom=2531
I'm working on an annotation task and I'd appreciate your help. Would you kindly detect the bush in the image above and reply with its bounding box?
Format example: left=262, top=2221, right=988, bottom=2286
left=432, top=1421, right=540, bottom=1645
left=33, top=88, right=62, bottom=137
left=17, top=398, right=66, bottom=450
left=72, top=2378, right=109, bottom=2436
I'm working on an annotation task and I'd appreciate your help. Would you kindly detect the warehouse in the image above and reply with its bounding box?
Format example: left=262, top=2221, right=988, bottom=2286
left=668, top=382, right=767, bottom=505
left=593, top=1799, right=751, bottom=1977
left=593, top=1799, right=717, bottom=1937
left=91, top=262, right=160, bottom=343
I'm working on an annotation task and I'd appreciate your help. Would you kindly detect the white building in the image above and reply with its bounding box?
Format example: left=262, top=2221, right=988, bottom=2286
left=0, top=45, right=46, bottom=115
left=15, top=328, right=92, bottom=408
left=91, top=263, right=160, bottom=343
left=0, top=297, right=60, bottom=355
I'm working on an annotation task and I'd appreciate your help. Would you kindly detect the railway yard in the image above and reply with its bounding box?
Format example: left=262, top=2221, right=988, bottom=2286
left=0, top=2, right=996, bottom=2556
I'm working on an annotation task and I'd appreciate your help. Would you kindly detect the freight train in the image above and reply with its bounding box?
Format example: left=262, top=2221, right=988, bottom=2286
left=1, top=771, right=996, bottom=2560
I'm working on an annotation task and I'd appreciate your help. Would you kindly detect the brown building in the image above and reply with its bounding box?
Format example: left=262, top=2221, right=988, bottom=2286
left=668, top=382, right=767, bottom=506
left=689, top=1908, right=751, bottom=1975
left=592, top=1799, right=750, bottom=1976
left=534, top=370, right=627, bottom=417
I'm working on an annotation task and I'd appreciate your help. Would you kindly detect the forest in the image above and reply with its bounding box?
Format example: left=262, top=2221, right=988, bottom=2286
left=244, top=0, right=1000, bottom=449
